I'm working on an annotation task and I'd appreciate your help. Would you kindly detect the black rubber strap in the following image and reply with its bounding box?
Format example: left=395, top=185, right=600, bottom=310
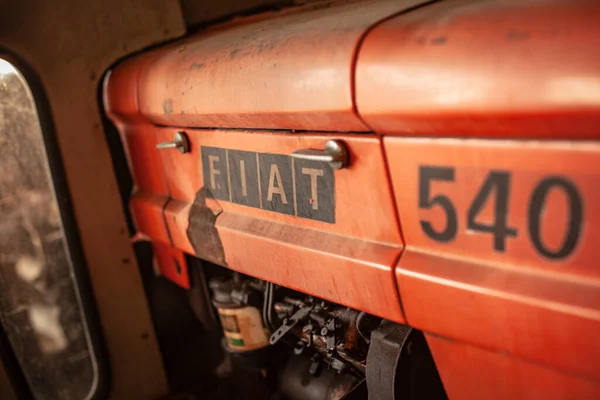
left=366, top=321, right=412, bottom=400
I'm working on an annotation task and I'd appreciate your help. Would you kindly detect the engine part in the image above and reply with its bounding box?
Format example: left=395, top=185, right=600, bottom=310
left=210, top=276, right=269, bottom=352
left=270, top=296, right=371, bottom=376
left=207, top=272, right=447, bottom=399
left=280, top=355, right=358, bottom=400
left=270, top=305, right=314, bottom=345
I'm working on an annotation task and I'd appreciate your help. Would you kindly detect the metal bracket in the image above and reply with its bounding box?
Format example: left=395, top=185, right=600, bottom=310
left=269, top=305, right=313, bottom=345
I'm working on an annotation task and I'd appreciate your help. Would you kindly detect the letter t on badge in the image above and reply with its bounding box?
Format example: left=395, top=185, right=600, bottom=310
left=294, top=158, right=335, bottom=223
left=301, top=168, right=324, bottom=210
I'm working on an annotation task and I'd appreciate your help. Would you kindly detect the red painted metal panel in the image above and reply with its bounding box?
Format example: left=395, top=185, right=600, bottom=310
left=129, top=0, right=428, bottom=131
left=217, top=213, right=401, bottom=319
left=356, top=0, right=600, bottom=138
left=158, top=130, right=402, bottom=243
left=104, top=0, right=600, bottom=392
left=386, top=138, right=600, bottom=276
left=121, top=126, right=170, bottom=195
left=103, top=55, right=152, bottom=125
left=426, top=334, right=600, bottom=400
left=153, top=242, right=190, bottom=289
left=157, top=128, right=404, bottom=322
left=385, top=137, right=600, bottom=379
left=401, top=251, right=600, bottom=380
left=130, top=191, right=171, bottom=245
left=105, top=61, right=172, bottom=244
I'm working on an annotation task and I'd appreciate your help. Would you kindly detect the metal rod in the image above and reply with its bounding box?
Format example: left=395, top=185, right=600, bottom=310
left=156, top=141, right=178, bottom=149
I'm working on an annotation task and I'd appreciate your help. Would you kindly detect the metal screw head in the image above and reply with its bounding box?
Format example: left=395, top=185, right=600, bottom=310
left=156, top=131, right=190, bottom=154
left=324, top=140, right=348, bottom=170
left=173, top=131, right=190, bottom=154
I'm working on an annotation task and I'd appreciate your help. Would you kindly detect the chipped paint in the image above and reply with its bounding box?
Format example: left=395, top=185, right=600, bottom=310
left=162, top=98, right=173, bottom=114
left=187, top=187, right=227, bottom=266
left=189, top=61, right=205, bottom=70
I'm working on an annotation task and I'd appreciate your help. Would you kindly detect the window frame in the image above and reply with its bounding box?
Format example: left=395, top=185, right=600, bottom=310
left=0, top=48, right=110, bottom=400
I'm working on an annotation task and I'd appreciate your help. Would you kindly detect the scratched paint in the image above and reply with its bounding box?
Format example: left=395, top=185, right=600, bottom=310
left=187, top=187, right=228, bottom=266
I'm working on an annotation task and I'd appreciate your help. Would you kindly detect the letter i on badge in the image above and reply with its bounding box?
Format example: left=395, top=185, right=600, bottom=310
left=228, top=150, right=260, bottom=208
left=202, top=146, right=336, bottom=223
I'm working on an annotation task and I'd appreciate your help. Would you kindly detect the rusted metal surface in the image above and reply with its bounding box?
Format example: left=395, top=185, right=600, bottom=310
left=155, top=129, right=402, bottom=242
left=102, top=0, right=432, bottom=324
left=356, top=0, right=600, bottom=138
left=101, top=0, right=600, bottom=396
left=127, top=0, right=430, bottom=131
left=153, top=128, right=404, bottom=321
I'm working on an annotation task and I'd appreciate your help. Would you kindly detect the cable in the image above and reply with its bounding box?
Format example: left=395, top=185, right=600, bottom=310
left=356, top=312, right=371, bottom=344
left=267, top=282, right=279, bottom=330
left=263, top=282, right=271, bottom=331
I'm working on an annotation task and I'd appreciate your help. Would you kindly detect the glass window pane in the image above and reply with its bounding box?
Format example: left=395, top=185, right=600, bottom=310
left=0, top=58, right=99, bottom=399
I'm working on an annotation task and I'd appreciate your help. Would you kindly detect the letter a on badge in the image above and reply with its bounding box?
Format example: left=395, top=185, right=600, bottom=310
left=267, top=164, right=287, bottom=204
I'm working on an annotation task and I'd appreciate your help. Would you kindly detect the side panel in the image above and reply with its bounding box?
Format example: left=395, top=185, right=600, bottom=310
left=356, top=0, right=600, bottom=138
left=102, top=0, right=600, bottom=397
left=105, top=58, right=172, bottom=245
left=157, top=129, right=405, bottom=322
left=104, top=54, right=191, bottom=292
left=134, top=0, right=429, bottom=131
left=385, top=137, right=600, bottom=379
left=426, top=334, right=600, bottom=400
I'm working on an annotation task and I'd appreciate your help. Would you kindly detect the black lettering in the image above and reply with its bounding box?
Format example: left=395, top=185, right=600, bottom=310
left=294, top=158, right=334, bottom=223
left=228, top=150, right=260, bottom=208
left=201, top=147, right=337, bottom=222
left=467, top=171, right=517, bottom=252
left=528, top=177, right=583, bottom=260
left=201, top=146, right=229, bottom=201
left=418, top=166, right=457, bottom=242
left=258, top=153, right=294, bottom=216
